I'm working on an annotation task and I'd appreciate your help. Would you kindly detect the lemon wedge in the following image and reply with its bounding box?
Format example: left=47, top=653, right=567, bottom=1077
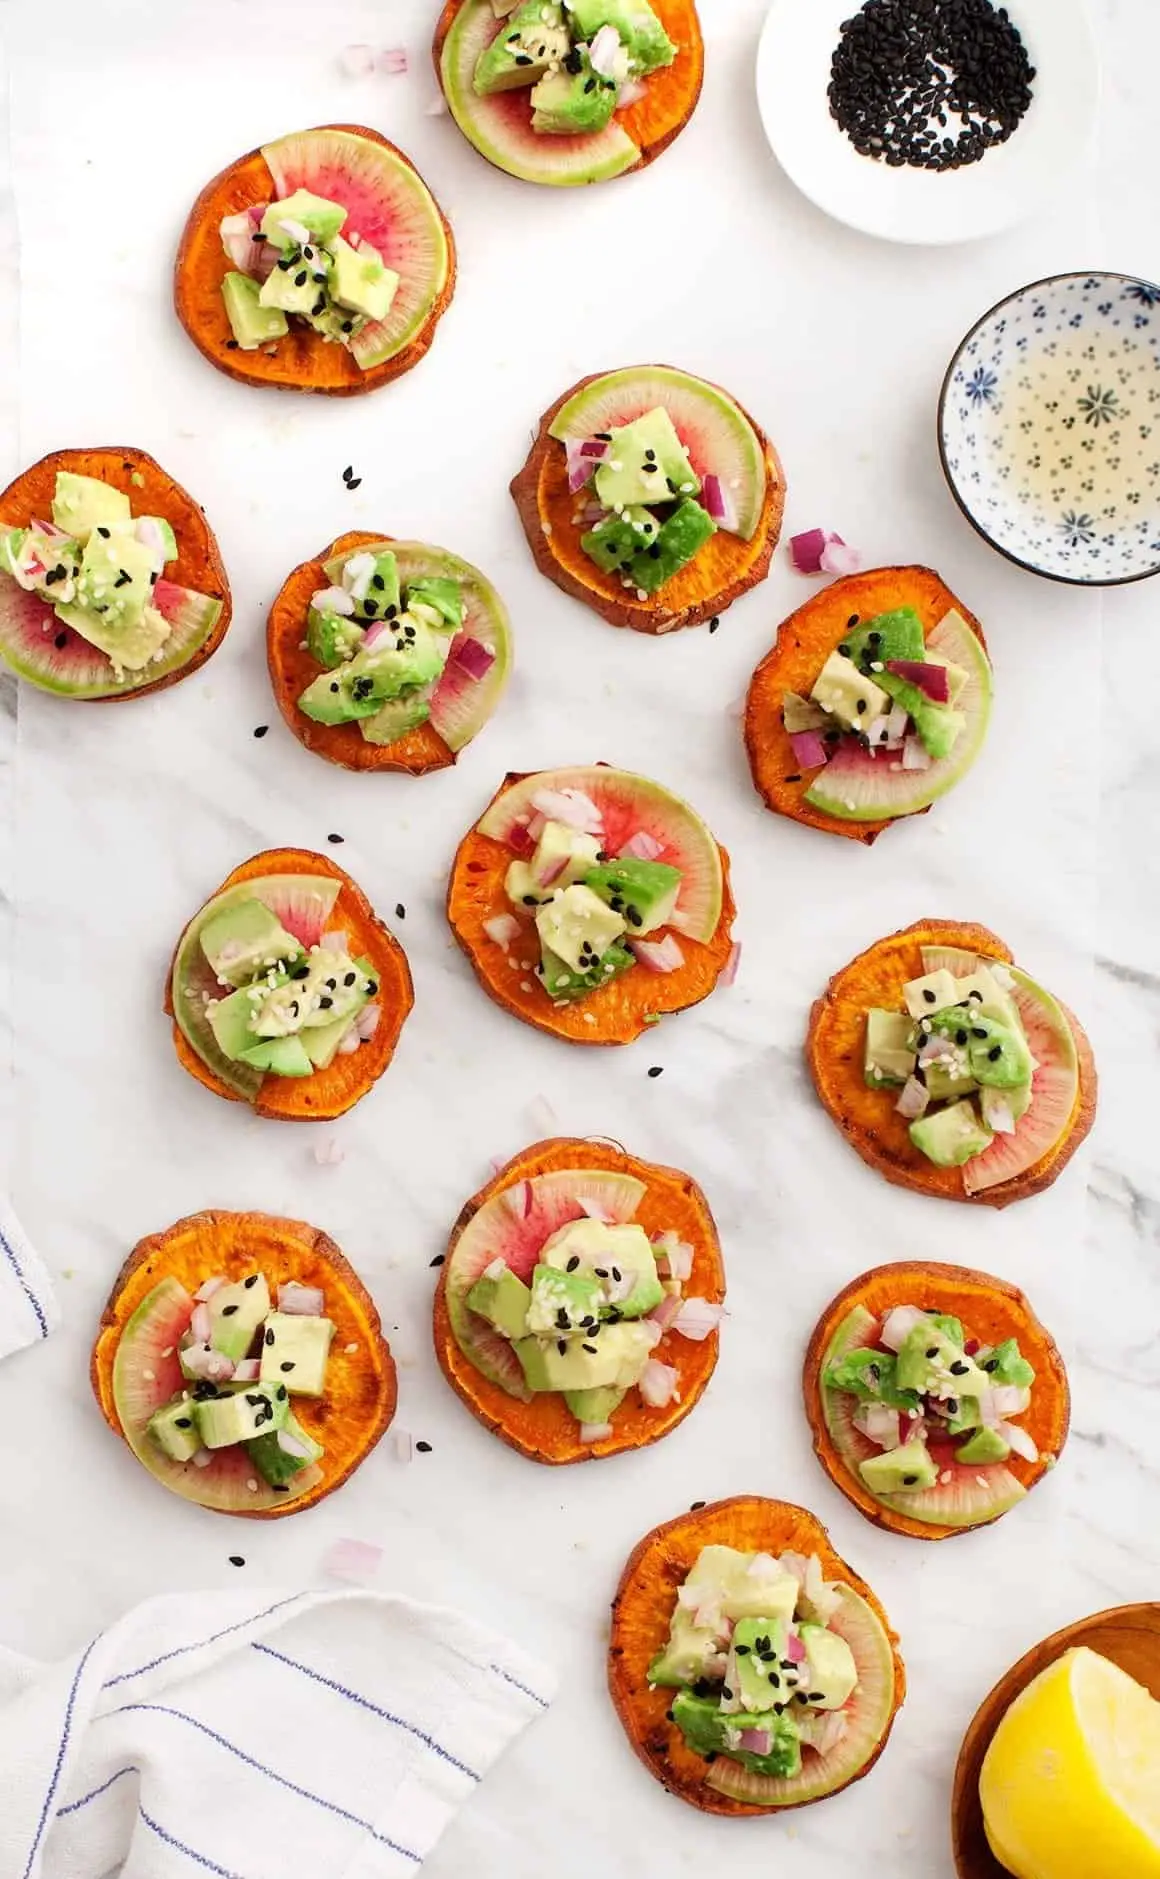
left=980, top=1645, right=1160, bottom=1877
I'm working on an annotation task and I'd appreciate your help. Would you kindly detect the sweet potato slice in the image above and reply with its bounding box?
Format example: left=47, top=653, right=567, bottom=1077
left=267, top=531, right=455, bottom=775
left=166, top=847, right=413, bottom=1121
left=433, top=0, right=704, bottom=180
left=745, top=566, right=987, bottom=845
left=609, top=1496, right=905, bottom=1815
left=806, top=920, right=1096, bottom=1206
left=434, top=1136, right=724, bottom=1463
left=0, top=447, right=231, bottom=701
left=803, top=1262, right=1071, bottom=1543
left=174, top=126, right=455, bottom=397
left=446, top=772, right=736, bottom=1045
left=512, top=370, right=785, bottom=635
left=91, top=1209, right=396, bottom=1520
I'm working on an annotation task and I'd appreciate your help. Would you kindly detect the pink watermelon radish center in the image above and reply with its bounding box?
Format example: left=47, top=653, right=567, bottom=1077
left=964, top=967, right=1080, bottom=1196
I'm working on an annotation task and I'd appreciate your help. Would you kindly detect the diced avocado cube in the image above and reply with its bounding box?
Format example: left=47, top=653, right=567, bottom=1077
left=580, top=507, right=659, bottom=575
left=838, top=607, right=926, bottom=668
left=822, top=1346, right=919, bottom=1410
left=298, top=665, right=383, bottom=725
left=147, top=1398, right=202, bottom=1463
left=506, top=862, right=551, bottom=910
left=467, top=1266, right=533, bottom=1341
left=259, top=1311, right=336, bottom=1397
left=537, top=937, right=634, bottom=1001
left=876, top=665, right=965, bottom=759
left=246, top=1410, right=324, bottom=1487
left=405, top=577, right=464, bottom=630
left=51, top=471, right=131, bottom=544
left=564, top=1385, right=626, bottom=1427
left=671, top=1691, right=802, bottom=1779
left=648, top=1610, right=723, bottom=1687
left=729, top=1617, right=790, bottom=1712
left=259, top=257, right=326, bottom=319
left=536, top=884, right=627, bottom=974
left=858, top=1438, right=939, bottom=1495
left=75, top=529, right=157, bottom=631
left=360, top=693, right=432, bottom=747
left=221, top=271, right=289, bottom=351
left=329, top=235, right=400, bottom=323
left=246, top=948, right=369, bottom=1042
left=541, top=1218, right=664, bottom=1319
left=206, top=1270, right=271, bottom=1363
left=955, top=1425, right=1012, bottom=1465
left=261, top=190, right=348, bottom=248
left=864, top=1008, right=918, bottom=1086
left=595, top=408, right=700, bottom=512
left=522, top=821, right=603, bottom=896
left=585, top=858, right=681, bottom=937
left=810, top=649, right=890, bottom=730
left=782, top=691, right=829, bottom=734
left=979, top=1337, right=1036, bottom=1388
left=514, top=1320, right=656, bottom=1393
left=195, top=1381, right=290, bottom=1449
left=922, top=1047, right=978, bottom=1104
left=628, top=499, right=717, bottom=596
left=566, top=0, right=676, bottom=74
left=929, top=1008, right=1033, bottom=1091
left=895, top=1321, right=988, bottom=1398
left=53, top=599, right=171, bottom=675
left=200, top=898, right=304, bottom=988
left=299, top=1012, right=357, bottom=1071
left=306, top=607, right=365, bottom=669
left=207, top=983, right=266, bottom=1061
left=298, top=622, right=447, bottom=726
left=902, top=968, right=961, bottom=1020
left=797, top=1623, right=858, bottom=1709
left=954, top=965, right=1021, bottom=1028
left=475, top=0, right=570, bottom=93
left=341, top=549, right=401, bottom=619
left=306, top=301, right=364, bottom=346
left=979, top=1082, right=1031, bottom=1133
left=526, top=1262, right=605, bottom=1335
left=237, top=1035, right=317, bottom=1076
left=681, top=1545, right=800, bottom=1626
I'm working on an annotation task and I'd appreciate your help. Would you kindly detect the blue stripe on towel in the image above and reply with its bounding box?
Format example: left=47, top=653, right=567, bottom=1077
left=140, top=1806, right=243, bottom=1878
left=108, top=1703, right=421, bottom=1863
left=0, top=1219, right=49, bottom=1339
left=103, top=1595, right=310, bottom=1688
left=490, top=1662, right=549, bottom=1708
left=58, top=1763, right=138, bottom=1816
left=23, top=1637, right=99, bottom=1876
left=252, top=1642, right=481, bottom=1780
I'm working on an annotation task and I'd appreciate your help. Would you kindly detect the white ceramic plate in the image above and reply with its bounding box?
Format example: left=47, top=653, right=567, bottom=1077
left=755, top=0, right=1100, bottom=246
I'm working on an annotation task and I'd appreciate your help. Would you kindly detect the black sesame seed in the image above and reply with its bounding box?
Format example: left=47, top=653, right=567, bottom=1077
left=988, top=1044, right=1003, bottom=1061
left=648, top=1066, right=663, bottom=1078
left=903, top=1476, right=919, bottom=1487
left=847, top=614, right=860, bottom=628
left=735, top=1644, right=751, bottom=1655
left=416, top=1441, right=432, bottom=1453
left=566, top=1256, right=580, bottom=1272
left=253, top=725, right=269, bottom=738
left=808, top=1692, right=825, bottom=1704
left=722, top=1688, right=733, bottom=1702
left=295, top=271, right=308, bottom=287
left=926, top=1346, right=939, bottom=1359
left=343, top=971, right=356, bottom=987
left=557, top=1339, right=568, bottom=1355
left=346, top=477, right=362, bottom=490
left=582, top=1342, right=598, bottom=1354
left=367, top=981, right=378, bottom=995
left=855, top=698, right=868, bottom=714
left=175, top=1417, right=193, bottom=1429
left=97, top=526, right=110, bottom=539
left=327, top=833, right=344, bottom=844
left=950, top=1360, right=969, bottom=1376
left=229, top=1555, right=245, bottom=1567
left=54, top=632, right=67, bottom=649
left=279, top=1361, right=295, bottom=1373
left=690, top=1499, right=706, bottom=1510
left=265, top=1329, right=275, bottom=1347
left=395, top=903, right=405, bottom=920
left=221, top=1304, right=238, bottom=1317
left=429, top=1253, right=445, bottom=1267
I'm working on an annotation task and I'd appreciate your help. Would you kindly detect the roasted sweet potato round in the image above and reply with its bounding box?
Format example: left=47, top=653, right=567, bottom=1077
left=91, top=1209, right=396, bottom=1519
left=803, top=1262, right=1071, bottom=1542
left=434, top=1136, right=725, bottom=1463
left=609, top=1496, right=905, bottom=1814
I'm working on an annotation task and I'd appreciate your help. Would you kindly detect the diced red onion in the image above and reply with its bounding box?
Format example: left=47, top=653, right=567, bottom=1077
left=853, top=1402, right=902, bottom=1449
left=530, top=787, right=603, bottom=837
left=537, top=854, right=569, bottom=890
left=356, top=1003, right=381, bottom=1041
left=311, top=585, right=356, bottom=617
left=986, top=1098, right=1016, bottom=1135
left=702, top=473, right=737, bottom=531
left=738, top=1727, right=772, bottom=1756
left=673, top=1297, right=726, bottom=1342
left=999, top=1421, right=1039, bottom=1463
left=520, top=1181, right=534, bottom=1219
left=579, top=437, right=608, bottom=459
left=902, top=735, right=932, bottom=771
left=526, top=811, right=547, bottom=842
left=820, top=538, right=863, bottom=575
left=193, top=1277, right=225, bottom=1303
left=886, top=659, right=950, bottom=703
left=393, top=1428, right=414, bottom=1463
left=340, top=43, right=376, bottom=76
left=619, top=75, right=646, bottom=104
left=136, top=516, right=169, bottom=570
left=219, top=211, right=264, bottom=273
left=484, top=1257, right=508, bottom=1281
left=895, top=1075, right=930, bottom=1120
left=180, top=1342, right=235, bottom=1382
left=484, top=913, right=521, bottom=948
left=647, top=1292, right=684, bottom=1333
left=566, top=440, right=603, bottom=494
left=785, top=1630, right=807, bottom=1664
left=312, top=1136, right=345, bottom=1168
left=277, top=1429, right=314, bottom=1460
left=321, top=929, right=350, bottom=953
left=233, top=1358, right=261, bottom=1382
left=789, top=528, right=829, bottom=574
left=790, top=730, right=829, bottom=771
left=342, top=552, right=375, bottom=603
left=277, top=1282, right=325, bottom=1315
left=190, top=1303, right=211, bottom=1344
left=639, top=1359, right=679, bottom=1408
left=337, top=1029, right=362, bottom=1056
left=810, top=1712, right=849, bottom=1757
left=652, top=1231, right=694, bottom=1282
left=379, top=46, right=409, bottom=74
left=880, top=1305, right=927, bottom=1351
left=629, top=935, right=685, bottom=974
left=619, top=829, right=664, bottom=862
left=277, top=215, right=312, bottom=247
left=588, top=22, right=622, bottom=75
left=507, top=821, right=535, bottom=859
left=918, top=1034, right=954, bottom=1065
left=719, top=942, right=742, bottom=989
left=449, top=635, right=496, bottom=680
left=361, top=619, right=393, bottom=652
left=992, top=1384, right=1031, bottom=1417
left=323, top=1536, right=384, bottom=1584
left=191, top=1447, right=213, bottom=1469
left=30, top=517, right=70, bottom=540
left=580, top=1422, right=614, bottom=1443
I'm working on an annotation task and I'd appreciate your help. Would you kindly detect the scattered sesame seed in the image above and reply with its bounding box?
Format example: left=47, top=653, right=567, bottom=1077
left=396, top=903, right=405, bottom=919
left=253, top=725, right=269, bottom=739
left=327, top=832, right=344, bottom=844
left=229, top=1555, right=245, bottom=1567
left=416, top=1440, right=432, bottom=1453
left=647, top=1066, right=663, bottom=1078
left=246, top=1478, right=259, bottom=1492
left=690, top=1499, right=706, bottom=1510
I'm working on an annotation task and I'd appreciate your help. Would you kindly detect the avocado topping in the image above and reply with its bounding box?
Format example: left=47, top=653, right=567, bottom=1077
left=822, top=1303, right=1039, bottom=1512
left=649, top=1545, right=857, bottom=1778
left=472, top=0, right=675, bottom=140
left=146, top=1270, right=336, bottom=1483
left=571, top=406, right=719, bottom=594
left=218, top=188, right=400, bottom=364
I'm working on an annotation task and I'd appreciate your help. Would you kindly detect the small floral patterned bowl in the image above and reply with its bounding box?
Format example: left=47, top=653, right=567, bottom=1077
left=938, top=272, right=1160, bottom=585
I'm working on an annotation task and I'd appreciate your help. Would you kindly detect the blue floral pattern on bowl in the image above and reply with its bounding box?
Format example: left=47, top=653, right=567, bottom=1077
left=939, top=273, right=1160, bottom=585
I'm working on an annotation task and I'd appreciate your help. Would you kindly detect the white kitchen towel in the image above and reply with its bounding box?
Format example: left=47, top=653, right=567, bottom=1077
left=0, top=1197, right=60, bottom=1361
left=0, top=1586, right=555, bottom=1879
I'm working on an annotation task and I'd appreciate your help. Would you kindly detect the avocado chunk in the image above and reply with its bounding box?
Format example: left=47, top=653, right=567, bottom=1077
left=526, top=1262, right=605, bottom=1335
left=955, top=1425, right=1012, bottom=1464
left=206, top=1270, right=271, bottom=1364
left=584, top=858, right=681, bottom=936
left=648, top=1610, right=723, bottom=1687
left=195, top=1381, right=290, bottom=1449
left=221, top=271, right=289, bottom=350
left=895, top=1320, right=989, bottom=1398
left=298, top=1012, right=359, bottom=1071
left=859, top=1438, right=939, bottom=1495
left=247, top=950, right=370, bottom=1041
left=329, top=235, right=400, bottom=323
left=864, top=1009, right=918, bottom=1086
left=1, top=526, right=81, bottom=603
left=953, top=964, right=1021, bottom=1028
left=671, top=1691, right=803, bottom=1779
left=407, top=576, right=463, bottom=630
left=902, top=967, right=962, bottom=1019
left=531, top=50, right=620, bottom=135
left=728, top=1616, right=790, bottom=1711
left=246, top=1409, right=324, bottom=1487
left=536, top=883, right=627, bottom=974
left=207, top=979, right=284, bottom=1065
left=51, top=471, right=131, bottom=544
left=361, top=694, right=433, bottom=747
left=681, top=1545, right=801, bottom=1626
left=537, top=937, right=633, bottom=1001
left=978, top=1082, right=1031, bottom=1134
left=580, top=506, right=659, bottom=575
left=876, top=665, right=965, bottom=758
left=306, top=607, right=365, bottom=669
left=628, top=499, right=717, bottom=596
left=236, top=1036, right=314, bottom=1078
left=921, top=1050, right=978, bottom=1103
left=298, top=621, right=447, bottom=726
left=525, top=821, right=604, bottom=896
left=979, top=1337, right=1036, bottom=1387
left=566, top=0, right=676, bottom=73
left=54, top=596, right=171, bottom=674
left=261, top=190, right=348, bottom=248
left=467, top=1266, right=533, bottom=1340
left=147, top=1398, right=201, bottom=1463
left=822, top=1346, right=919, bottom=1411
left=810, top=649, right=890, bottom=729
left=594, top=408, right=700, bottom=512
left=259, top=254, right=329, bottom=320
left=514, top=1319, right=656, bottom=1392
left=540, top=1218, right=664, bottom=1319
left=200, top=898, right=304, bottom=988
left=339, top=548, right=401, bottom=620
left=928, top=1010, right=1033, bottom=1091
left=475, top=0, right=570, bottom=93
left=563, top=1384, right=626, bottom=1426
left=74, top=527, right=157, bottom=632
left=259, top=1311, right=336, bottom=1397
left=797, top=1623, right=858, bottom=1709
left=838, top=606, right=926, bottom=668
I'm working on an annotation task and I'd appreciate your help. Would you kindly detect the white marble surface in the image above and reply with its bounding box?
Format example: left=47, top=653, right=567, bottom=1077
left=0, top=2, right=1158, bottom=1874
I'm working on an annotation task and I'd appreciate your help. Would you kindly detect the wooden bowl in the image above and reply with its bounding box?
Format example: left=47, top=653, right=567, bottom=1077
left=952, top=1602, right=1160, bottom=1877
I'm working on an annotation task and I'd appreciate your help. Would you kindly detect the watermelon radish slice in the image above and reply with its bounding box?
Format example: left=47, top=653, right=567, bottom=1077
left=261, top=129, right=450, bottom=370
left=820, top=1305, right=1026, bottom=1531
left=963, top=968, right=1080, bottom=1198
left=548, top=367, right=768, bottom=541
left=111, top=1277, right=322, bottom=1513
left=477, top=766, right=724, bottom=943
left=171, top=874, right=342, bottom=1102
left=706, top=1584, right=899, bottom=1806
left=446, top=1167, right=646, bottom=1397
left=0, top=565, right=222, bottom=699
left=920, top=945, right=980, bottom=976
left=440, top=1, right=641, bottom=187
left=804, top=609, right=992, bottom=822
left=322, top=538, right=512, bottom=754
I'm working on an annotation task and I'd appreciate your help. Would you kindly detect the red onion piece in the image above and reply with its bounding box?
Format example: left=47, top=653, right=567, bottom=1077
left=639, top=1359, right=679, bottom=1408
left=853, top=1402, right=902, bottom=1449
left=507, top=821, right=534, bottom=859
left=190, top=1302, right=211, bottom=1344
left=484, top=913, right=521, bottom=947
left=579, top=437, right=608, bottom=460
left=902, top=735, right=932, bottom=771
left=340, top=43, right=376, bottom=76
left=337, top=1029, right=361, bottom=1056
left=321, top=929, right=350, bottom=954
left=629, top=935, right=685, bottom=974
left=219, top=211, right=264, bottom=273
left=180, top=1341, right=235, bottom=1383
left=278, top=1429, right=314, bottom=1460
left=738, top=1727, right=773, bottom=1756
left=233, top=1358, right=261, bottom=1382
left=880, top=1305, right=927, bottom=1351
left=323, top=1536, right=384, bottom=1583
left=895, top=1075, right=930, bottom=1120
left=361, top=620, right=393, bottom=652
left=886, top=659, right=950, bottom=703
left=789, top=528, right=829, bottom=574
left=484, top=1257, right=508, bottom=1281
left=999, top=1420, right=1039, bottom=1463
left=790, top=729, right=829, bottom=771
left=530, top=788, right=603, bottom=837
left=277, top=1282, right=325, bottom=1315
left=619, top=828, right=665, bottom=862
left=820, top=538, right=863, bottom=575
left=588, top=22, right=622, bottom=75
left=785, top=1630, right=807, bottom=1664
left=356, top=1003, right=381, bottom=1041
left=449, top=635, right=496, bottom=681
left=619, top=75, right=646, bottom=103
left=580, top=1421, right=614, bottom=1443
left=311, top=584, right=356, bottom=618
left=720, top=941, right=742, bottom=988
left=191, top=1447, right=213, bottom=1469
left=193, top=1277, right=226, bottom=1303
left=379, top=46, right=409, bottom=74
left=672, top=1297, right=726, bottom=1342
left=647, top=1292, right=684, bottom=1333
left=986, top=1098, right=1016, bottom=1135
left=991, top=1384, right=1031, bottom=1417
left=566, top=440, right=603, bottom=494
left=537, top=854, right=569, bottom=890
left=652, top=1231, right=693, bottom=1282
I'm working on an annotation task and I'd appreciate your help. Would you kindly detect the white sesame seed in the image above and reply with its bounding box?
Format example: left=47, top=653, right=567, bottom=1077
left=582, top=1012, right=597, bottom=1025
left=345, top=1342, right=358, bottom=1354
left=143, top=1369, right=155, bottom=1382
left=247, top=1478, right=260, bottom=1493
